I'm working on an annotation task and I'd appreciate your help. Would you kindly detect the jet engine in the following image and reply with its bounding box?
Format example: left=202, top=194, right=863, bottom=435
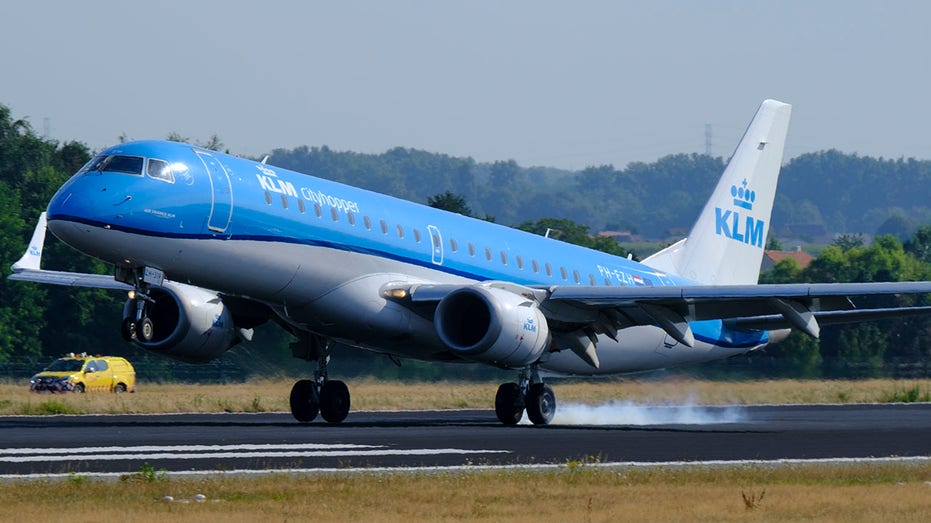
left=434, top=285, right=550, bottom=367
left=122, top=281, right=238, bottom=363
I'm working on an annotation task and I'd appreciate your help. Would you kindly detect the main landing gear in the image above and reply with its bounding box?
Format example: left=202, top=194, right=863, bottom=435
left=289, top=336, right=351, bottom=423
left=495, top=367, right=556, bottom=426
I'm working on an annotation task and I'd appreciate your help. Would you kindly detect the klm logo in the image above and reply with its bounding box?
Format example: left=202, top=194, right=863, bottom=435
left=714, top=179, right=765, bottom=248
left=256, top=173, right=298, bottom=198
left=523, top=318, right=538, bottom=333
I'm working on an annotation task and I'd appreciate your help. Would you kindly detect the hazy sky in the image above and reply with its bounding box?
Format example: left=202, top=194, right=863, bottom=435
left=1, top=1, right=928, bottom=169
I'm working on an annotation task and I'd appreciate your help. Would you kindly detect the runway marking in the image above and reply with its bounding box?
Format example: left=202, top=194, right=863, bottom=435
left=2, top=456, right=930, bottom=481
left=0, top=443, right=509, bottom=464
left=0, top=443, right=378, bottom=455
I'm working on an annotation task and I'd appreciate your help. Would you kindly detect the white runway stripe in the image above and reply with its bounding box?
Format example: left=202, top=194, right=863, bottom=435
left=0, top=444, right=509, bottom=463
left=0, top=443, right=378, bottom=455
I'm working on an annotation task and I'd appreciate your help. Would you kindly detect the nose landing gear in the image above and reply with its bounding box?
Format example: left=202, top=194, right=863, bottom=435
left=118, top=266, right=163, bottom=343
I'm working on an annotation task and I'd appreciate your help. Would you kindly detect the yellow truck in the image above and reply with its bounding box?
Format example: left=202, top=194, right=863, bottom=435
left=30, top=353, right=136, bottom=393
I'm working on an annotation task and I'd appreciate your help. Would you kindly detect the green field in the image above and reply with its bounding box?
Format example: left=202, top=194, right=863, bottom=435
left=3, top=463, right=931, bottom=522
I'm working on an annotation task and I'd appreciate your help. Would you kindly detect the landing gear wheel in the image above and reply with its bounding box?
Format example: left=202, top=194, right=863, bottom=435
left=120, top=318, right=136, bottom=341
left=289, top=379, right=320, bottom=422
left=495, top=382, right=524, bottom=426
left=320, top=380, right=351, bottom=423
left=526, top=383, right=556, bottom=425
left=139, top=317, right=155, bottom=342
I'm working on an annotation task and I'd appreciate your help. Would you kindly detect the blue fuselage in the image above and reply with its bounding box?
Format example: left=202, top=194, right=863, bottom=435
left=46, top=140, right=768, bottom=374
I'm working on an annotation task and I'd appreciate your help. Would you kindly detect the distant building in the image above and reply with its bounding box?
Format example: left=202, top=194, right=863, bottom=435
left=761, top=248, right=814, bottom=271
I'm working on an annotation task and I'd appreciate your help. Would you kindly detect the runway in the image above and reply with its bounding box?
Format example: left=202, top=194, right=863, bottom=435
left=2, top=403, right=931, bottom=478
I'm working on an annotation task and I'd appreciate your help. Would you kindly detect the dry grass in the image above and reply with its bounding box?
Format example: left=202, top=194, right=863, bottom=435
left=2, top=463, right=931, bottom=522
left=1, top=377, right=929, bottom=416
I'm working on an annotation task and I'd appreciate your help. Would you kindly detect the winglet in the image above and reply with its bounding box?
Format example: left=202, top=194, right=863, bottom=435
left=11, top=212, right=48, bottom=273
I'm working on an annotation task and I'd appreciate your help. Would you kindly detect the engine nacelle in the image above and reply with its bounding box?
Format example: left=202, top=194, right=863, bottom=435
left=434, top=286, right=549, bottom=367
left=122, top=281, right=237, bottom=363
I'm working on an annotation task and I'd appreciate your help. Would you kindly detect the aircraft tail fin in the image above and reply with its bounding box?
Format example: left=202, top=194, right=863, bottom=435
left=644, top=99, right=792, bottom=285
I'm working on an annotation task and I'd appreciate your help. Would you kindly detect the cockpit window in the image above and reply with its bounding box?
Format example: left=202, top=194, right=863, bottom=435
left=146, top=158, right=174, bottom=183
left=80, top=154, right=144, bottom=175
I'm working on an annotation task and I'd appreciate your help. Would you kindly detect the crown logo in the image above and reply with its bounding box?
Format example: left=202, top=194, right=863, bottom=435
left=730, top=179, right=756, bottom=210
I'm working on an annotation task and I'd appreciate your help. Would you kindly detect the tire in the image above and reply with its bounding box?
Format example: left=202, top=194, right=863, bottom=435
left=114, top=383, right=127, bottom=394
left=120, top=318, right=136, bottom=341
left=289, top=379, right=319, bottom=422
left=495, top=382, right=524, bottom=426
left=526, top=383, right=556, bottom=425
left=320, top=380, right=351, bottom=423
left=139, top=317, right=155, bottom=342
left=73, top=383, right=85, bottom=394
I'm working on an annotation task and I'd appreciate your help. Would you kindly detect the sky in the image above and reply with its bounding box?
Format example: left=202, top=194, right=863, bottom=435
left=1, top=1, right=928, bottom=170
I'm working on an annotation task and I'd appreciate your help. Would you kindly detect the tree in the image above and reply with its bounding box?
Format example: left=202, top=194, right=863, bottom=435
left=427, top=191, right=474, bottom=217
left=517, top=218, right=629, bottom=257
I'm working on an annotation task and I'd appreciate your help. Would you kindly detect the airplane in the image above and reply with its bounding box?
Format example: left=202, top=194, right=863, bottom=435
left=10, top=99, right=931, bottom=425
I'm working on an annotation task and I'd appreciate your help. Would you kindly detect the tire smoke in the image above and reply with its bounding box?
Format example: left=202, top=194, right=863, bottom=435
left=521, top=400, right=747, bottom=426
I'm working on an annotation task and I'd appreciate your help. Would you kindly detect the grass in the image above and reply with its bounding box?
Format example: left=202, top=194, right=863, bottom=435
left=1, top=377, right=931, bottom=416
left=2, top=463, right=931, bottom=521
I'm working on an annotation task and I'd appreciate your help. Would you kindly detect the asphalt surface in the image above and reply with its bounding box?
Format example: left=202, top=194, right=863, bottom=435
left=2, top=403, right=931, bottom=477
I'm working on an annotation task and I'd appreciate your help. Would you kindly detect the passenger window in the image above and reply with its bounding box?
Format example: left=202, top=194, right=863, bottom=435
left=347, top=212, right=356, bottom=226
left=500, top=251, right=508, bottom=265
left=364, top=216, right=372, bottom=230
left=532, top=260, right=539, bottom=273
left=314, top=203, right=322, bottom=218
left=146, top=159, right=174, bottom=182
left=516, top=256, right=524, bottom=269
left=298, top=199, right=306, bottom=214
left=380, top=220, right=388, bottom=234
left=330, top=207, right=339, bottom=221
left=573, top=270, right=581, bottom=284
left=545, top=263, right=553, bottom=276
left=604, top=279, right=612, bottom=286
left=414, top=229, right=422, bottom=243
left=468, top=243, right=475, bottom=256
left=560, top=267, right=568, bottom=280
left=450, top=238, right=458, bottom=252
left=397, top=224, right=404, bottom=238
left=95, top=360, right=109, bottom=371
left=281, top=195, right=289, bottom=209
left=264, top=191, right=272, bottom=205
left=589, top=274, right=596, bottom=286
left=485, top=247, right=492, bottom=261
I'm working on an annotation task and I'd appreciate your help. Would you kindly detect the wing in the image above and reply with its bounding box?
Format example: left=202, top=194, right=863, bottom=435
left=545, top=282, right=931, bottom=342
left=8, top=212, right=130, bottom=290
left=390, top=280, right=931, bottom=368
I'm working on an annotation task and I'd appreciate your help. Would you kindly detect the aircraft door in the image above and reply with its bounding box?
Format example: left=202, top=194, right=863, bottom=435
left=427, top=225, right=443, bottom=265
left=196, top=151, right=233, bottom=233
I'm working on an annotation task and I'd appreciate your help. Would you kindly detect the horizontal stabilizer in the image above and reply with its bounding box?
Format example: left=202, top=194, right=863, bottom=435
left=9, top=211, right=130, bottom=290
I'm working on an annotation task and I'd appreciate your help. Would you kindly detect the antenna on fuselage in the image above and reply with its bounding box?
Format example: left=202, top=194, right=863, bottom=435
left=261, top=155, right=270, bottom=164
